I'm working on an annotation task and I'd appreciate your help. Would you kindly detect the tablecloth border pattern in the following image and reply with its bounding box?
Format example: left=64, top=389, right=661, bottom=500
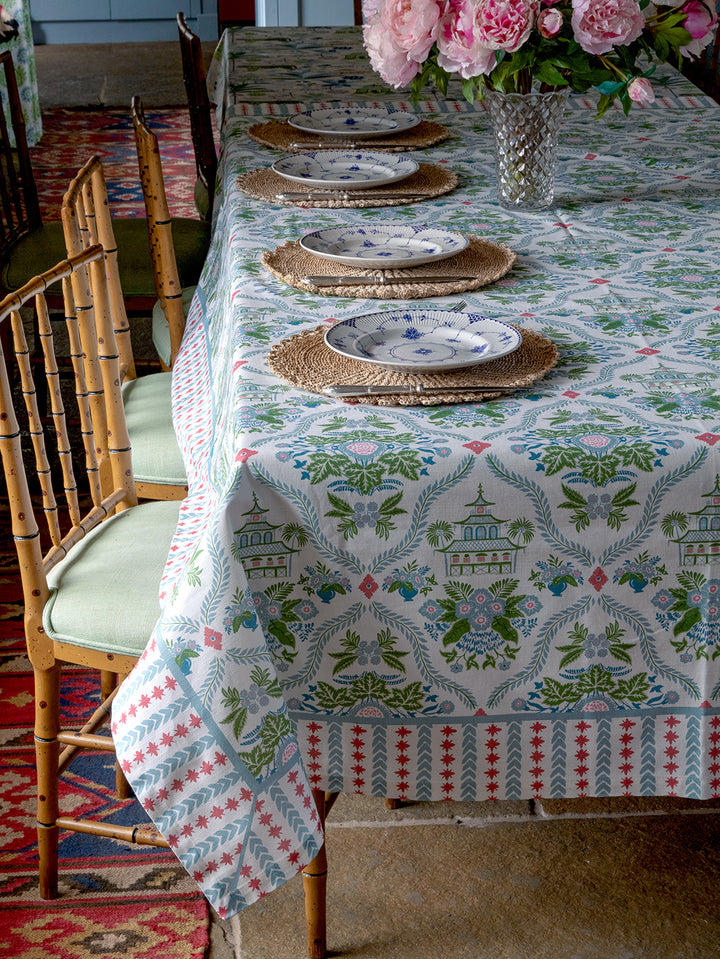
left=294, top=709, right=720, bottom=802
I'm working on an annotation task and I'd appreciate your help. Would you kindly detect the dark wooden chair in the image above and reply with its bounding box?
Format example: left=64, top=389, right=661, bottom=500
left=681, top=13, right=720, bottom=102
left=177, top=11, right=218, bottom=222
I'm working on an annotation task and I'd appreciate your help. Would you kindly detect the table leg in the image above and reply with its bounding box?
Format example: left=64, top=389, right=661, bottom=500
left=302, top=788, right=327, bottom=959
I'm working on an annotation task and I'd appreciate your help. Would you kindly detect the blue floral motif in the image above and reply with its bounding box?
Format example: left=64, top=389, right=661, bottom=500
left=240, top=682, right=270, bottom=714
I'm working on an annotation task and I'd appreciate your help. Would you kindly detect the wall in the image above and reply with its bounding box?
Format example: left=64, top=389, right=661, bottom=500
left=255, top=0, right=355, bottom=26
left=30, top=0, right=219, bottom=43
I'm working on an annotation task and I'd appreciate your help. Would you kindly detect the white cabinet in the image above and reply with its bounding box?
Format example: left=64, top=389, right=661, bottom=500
left=30, top=0, right=219, bottom=43
left=256, top=0, right=355, bottom=26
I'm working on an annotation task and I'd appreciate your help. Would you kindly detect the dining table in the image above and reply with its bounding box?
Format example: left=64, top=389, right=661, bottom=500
left=113, top=24, right=720, bottom=954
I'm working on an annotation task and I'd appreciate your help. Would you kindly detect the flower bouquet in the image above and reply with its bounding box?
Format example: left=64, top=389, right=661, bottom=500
left=363, top=0, right=717, bottom=208
left=363, top=0, right=718, bottom=114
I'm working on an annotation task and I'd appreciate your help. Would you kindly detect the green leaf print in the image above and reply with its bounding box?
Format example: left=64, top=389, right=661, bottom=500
left=258, top=712, right=293, bottom=750
left=219, top=688, right=249, bottom=740
left=325, top=491, right=358, bottom=540
left=268, top=620, right=296, bottom=649
left=240, top=743, right=275, bottom=778
left=345, top=461, right=384, bottom=494
left=541, top=677, right=582, bottom=706
left=350, top=673, right=389, bottom=701
left=385, top=682, right=425, bottom=711
left=614, top=673, right=650, bottom=702
left=307, top=451, right=346, bottom=484
left=315, top=682, right=355, bottom=711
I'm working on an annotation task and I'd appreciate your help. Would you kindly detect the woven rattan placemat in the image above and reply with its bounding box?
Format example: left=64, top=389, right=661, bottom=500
left=238, top=162, right=458, bottom=208
left=248, top=118, right=451, bottom=152
left=262, top=234, right=516, bottom=298
left=267, top=324, right=558, bottom=405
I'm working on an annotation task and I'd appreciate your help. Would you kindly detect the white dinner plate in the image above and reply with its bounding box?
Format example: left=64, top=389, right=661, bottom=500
left=271, top=151, right=418, bottom=190
left=299, top=224, right=469, bottom=268
left=288, top=107, right=420, bottom=138
left=325, top=310, right=522, bottom=372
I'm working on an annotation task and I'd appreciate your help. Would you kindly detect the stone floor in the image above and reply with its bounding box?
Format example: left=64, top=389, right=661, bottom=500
left=216, top=791, right=720, bottom=959
left=33, top=40, right=217, bottom=110
left=31, top=39, right=720, bottom=959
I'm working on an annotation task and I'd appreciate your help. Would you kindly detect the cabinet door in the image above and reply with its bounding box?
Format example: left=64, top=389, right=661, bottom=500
left=109, top=0, right=194, bottom=18
left=30, top=0, right=111, bottom=19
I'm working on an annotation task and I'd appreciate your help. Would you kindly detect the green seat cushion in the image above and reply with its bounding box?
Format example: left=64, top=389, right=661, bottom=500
left=1, top=221, right=68, bottom=292
left=194, top=176, right=212, bottom=222
left=121, top=372, right=187, bottom=486
left=44, top=499, right=181, bottom=658
left=152, top=285, right=197, bottom=369
left=112, top=217, right=211, bottom=298
left=2, top=217, right=210, bottom=300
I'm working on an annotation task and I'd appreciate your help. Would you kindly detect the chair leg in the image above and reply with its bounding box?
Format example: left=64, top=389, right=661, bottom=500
left=100, top=670, right=133, bottom=799
left=34, top=664, right=61, bottom=899
left=302, top=788, right=327, bottom=959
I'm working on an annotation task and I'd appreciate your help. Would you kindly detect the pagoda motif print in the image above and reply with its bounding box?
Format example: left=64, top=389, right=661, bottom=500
left=231, top=493, right=298, bottom=579
left=673, top=475, right=720, bottom=566
left=437, top=485, right=525, bottom=576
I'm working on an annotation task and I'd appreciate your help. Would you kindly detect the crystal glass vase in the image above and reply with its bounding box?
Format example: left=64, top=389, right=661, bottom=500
left=484, top=88, right=570, bottom=212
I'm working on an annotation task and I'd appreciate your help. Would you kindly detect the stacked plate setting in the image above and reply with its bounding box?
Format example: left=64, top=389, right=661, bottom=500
left=274, top=108, right=520, bottom=376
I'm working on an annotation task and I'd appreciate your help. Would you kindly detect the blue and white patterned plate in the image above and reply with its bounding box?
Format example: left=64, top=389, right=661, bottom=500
left=272, top=151, right=419, bottom=189
left=299, top=224, right=469, bottom=268
left=288, top=107, right=420, bottom=137
left=325, top=310, right=522, bottom=372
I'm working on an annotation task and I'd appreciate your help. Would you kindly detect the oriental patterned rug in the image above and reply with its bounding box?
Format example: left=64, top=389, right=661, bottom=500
left=29, top=106, right=201, bottom=221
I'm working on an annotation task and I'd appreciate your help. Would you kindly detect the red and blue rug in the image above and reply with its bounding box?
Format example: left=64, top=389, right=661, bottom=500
left=30, top=107, right=202, bottom=221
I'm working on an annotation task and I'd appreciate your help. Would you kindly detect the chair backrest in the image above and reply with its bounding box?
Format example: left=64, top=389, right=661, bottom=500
left=682, top=11, right=720, bottom=102
left=177, top=11, right=218, bottom=220
left=0, top=246, right=137, bottom=668
left=61, top=155, right=137, bottom=382
left=0, top=50, right=41, bottom=258
left=130, top=96, right=186, bottom=368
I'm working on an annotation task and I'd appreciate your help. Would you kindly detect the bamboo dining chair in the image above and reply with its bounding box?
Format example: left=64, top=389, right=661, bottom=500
left=177, top=11, right=218, bottom=222
left=61, top=156, right=188, bottom=501
left=131, top=95, right=195, bottom=371
left=0, top=245, right=180, bottom=899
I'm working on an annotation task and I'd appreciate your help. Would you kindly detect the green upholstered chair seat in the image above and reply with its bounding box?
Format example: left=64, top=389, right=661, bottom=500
left=0, top=220, right=67, bottom=292
left=194, top=175, right=212, bottom=222
left=152, top=285, right=197, bottom=369
left=121, top=372, right=187, bottom=486
left=113, top=217, right=210, bottom=297
left=1, top=217, right=210, bottom=298
left=44, top=499, right=181, bottom=658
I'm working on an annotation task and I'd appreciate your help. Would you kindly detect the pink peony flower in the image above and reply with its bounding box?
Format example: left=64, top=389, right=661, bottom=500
left=678, top=0, right=718, bottom=58
left=380, top=0, right=443, bottom=61
left=363, top=19, right=423, bottom=87
left=474, top=0, right=539, bottom=52
left=436, top=0, right=497, bottom=78
left=627, top=76, right=655, bottom=102
left=362, top=0, right=384, bottom=17
left=570, top=0, right=646, bottom=55
left=538, top=6, right=564, bottom=35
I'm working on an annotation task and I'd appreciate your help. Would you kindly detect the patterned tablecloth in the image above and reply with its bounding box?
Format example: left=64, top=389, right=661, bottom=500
left=0, top=0, right=41, bottom=146
left=114, top=27, right=720, bottom=921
